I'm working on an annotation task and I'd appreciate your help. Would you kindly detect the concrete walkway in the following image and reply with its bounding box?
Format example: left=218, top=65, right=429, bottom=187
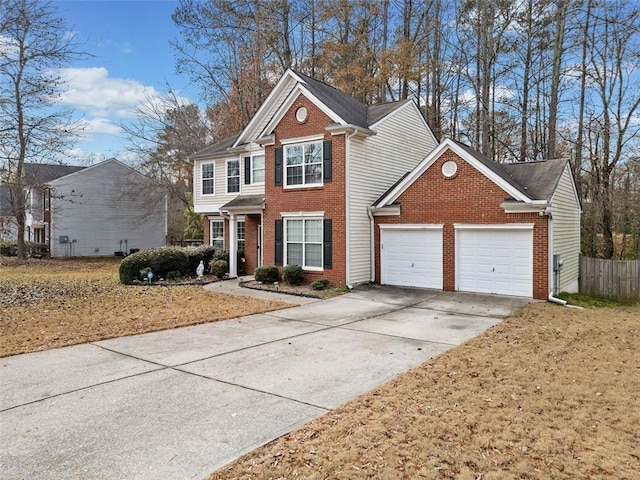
left=1, top=281, right=529, bottom=480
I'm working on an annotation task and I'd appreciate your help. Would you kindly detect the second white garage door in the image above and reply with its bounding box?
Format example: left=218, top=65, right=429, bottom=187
left=456, top=226, right=533, bottom=297
left=381, top=226, right=443, bottom=289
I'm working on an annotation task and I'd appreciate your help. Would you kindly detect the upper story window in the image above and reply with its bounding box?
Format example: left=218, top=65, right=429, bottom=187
left=202, top=163, right=215, bottom=195
left=251, top=155, right=265, bottom=184
left=285, top=141, right=322, bottom=187
left=227, top=159, right=240, bottom=194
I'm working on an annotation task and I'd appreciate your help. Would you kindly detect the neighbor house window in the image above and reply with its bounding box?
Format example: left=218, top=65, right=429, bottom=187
left=202, top=163, right=215, bottom=195
left=227, top=159, right=240, bottom=193
left=285, top=218, right=322, bottom=269
left=285, top=141, right=322, bottom=186
left=251, top=155, right=265, bottom=184
left=210, top=219, right=224, bottom=248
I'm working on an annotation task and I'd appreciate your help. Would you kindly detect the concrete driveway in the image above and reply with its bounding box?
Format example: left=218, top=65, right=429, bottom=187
left=1, top=283, right=529, bottom=480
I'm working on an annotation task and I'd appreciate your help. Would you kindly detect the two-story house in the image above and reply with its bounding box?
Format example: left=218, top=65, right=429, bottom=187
left=192, top=70, right=581, bottom=299
left=1, top=159, right=167, bottom=257
left=192, top=69, right=438, bottom=287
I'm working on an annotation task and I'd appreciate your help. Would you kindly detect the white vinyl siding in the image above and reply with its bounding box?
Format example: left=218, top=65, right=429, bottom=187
left=551, top=164, right=581, bottom=292
left=47, top=159, right=166, bottom=257
left=193, top=155, right=265, bottom=214
left=347, top=102, right=438, bottom=285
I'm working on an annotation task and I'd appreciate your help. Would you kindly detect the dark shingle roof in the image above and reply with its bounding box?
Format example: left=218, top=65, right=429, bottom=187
left=23, top=163, right=86, bottom=185
left=502, top=159, right=568, bottom=201
left=294, top=72, right=369, bottom=128
left=452, top=141, right=567, bottom=201
left=367, top=100, right=412, bottom=125
left=221, top=194, right=265, bottom=210
left=191, top=134, right=240, bottom=159
left=295, top=71, right=411, bottom=129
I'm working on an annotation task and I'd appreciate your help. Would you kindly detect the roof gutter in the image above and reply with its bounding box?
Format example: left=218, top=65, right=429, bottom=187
left=325, top=123, right=375, bottom=138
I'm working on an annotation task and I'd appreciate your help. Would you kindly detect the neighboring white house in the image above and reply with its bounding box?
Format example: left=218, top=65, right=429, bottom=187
left=1, top=159, right=167, bottom=257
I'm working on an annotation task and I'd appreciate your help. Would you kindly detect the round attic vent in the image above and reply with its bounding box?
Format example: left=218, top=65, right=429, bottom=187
left=442, top=160, right=458, bottom=178
left=296, top=106, right=308, bottom=123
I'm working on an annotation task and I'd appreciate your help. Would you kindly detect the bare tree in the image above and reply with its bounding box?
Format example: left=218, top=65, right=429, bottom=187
left=0, top=0, right=85, bottom=257
left=580, top=2, right=640, bottom=258
left=120, top=89, right=211, bottom=243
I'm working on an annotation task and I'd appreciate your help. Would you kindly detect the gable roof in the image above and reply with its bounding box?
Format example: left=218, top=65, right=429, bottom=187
left=293, top=71, right=369, bottom=128
left=23, top=163, right=86, bottom=185
left=502, top=159, right=569, bottom=201
left=192, top=70, right=424, bottom=160
left=47, top=158, right=158, bottom=187
left=190, top=134, right=240, bottom=160
left=375, top=138, right=569, bottom=208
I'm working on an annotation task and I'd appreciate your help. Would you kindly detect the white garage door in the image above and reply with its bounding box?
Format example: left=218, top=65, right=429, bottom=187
left=381, top=227, right=442, bottom=289
left=456, top=227, right=533, bottom=297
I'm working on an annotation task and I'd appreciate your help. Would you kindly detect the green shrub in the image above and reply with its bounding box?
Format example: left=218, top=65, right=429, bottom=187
left=210, top=259, right=228, bottom=278
left=311, top=278, right=330, bottom=290
left=254, top=265, right=280, bottom=284
left=0, top=240, right=49, bottom=257
left=185, top=245, right=217, bottom=274
left=213, top=248, right=229, bottom=262
left=119, top=247, right=189, bottom=284
left=282, top=265, right=304, bottom=285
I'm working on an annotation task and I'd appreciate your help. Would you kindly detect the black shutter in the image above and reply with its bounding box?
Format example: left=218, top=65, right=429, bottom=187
left=275, top=219, right=283, bottom=266
left=275, top=147, right=283, bottom=186
left=244, top=157, right=251, bottom=184
left=323, top=140, right=332, bottom=183
left=323, top=219, right=332, bottom=269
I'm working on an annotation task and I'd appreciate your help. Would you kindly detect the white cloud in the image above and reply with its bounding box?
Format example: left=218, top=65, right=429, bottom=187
left=77, top=117, right=123, bottom=135
left=57, top=66, right=161, bottom=118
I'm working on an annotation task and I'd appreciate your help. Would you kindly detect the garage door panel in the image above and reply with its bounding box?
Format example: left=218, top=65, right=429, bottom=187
left=457, top=228, right=533, bottom=297
left=381, top=228, right=442, bottom=289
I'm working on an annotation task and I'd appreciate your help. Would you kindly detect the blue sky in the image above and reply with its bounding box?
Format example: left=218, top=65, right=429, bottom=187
left=53, top=0, right=196, bottom=165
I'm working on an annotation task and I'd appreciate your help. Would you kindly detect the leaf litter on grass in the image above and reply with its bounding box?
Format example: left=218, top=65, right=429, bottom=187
left=207, top=302, right=640, bottom=480
left=0, top=258, right=293, bottom=357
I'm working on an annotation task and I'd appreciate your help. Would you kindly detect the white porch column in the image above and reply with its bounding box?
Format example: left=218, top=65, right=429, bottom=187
left=228, top=214, right=237, bottom=277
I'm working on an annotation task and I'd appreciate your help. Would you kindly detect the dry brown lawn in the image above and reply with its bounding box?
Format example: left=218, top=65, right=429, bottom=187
left=2, top=258, right=639, bottom=479
left=208, top=303, right=640, bottom=480
left=0, top=257, right=293, bottom=357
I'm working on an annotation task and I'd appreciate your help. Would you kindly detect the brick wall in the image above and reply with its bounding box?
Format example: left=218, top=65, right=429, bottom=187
left=263, top=95, right=347, bottom=287
left=374, top=150, right=549, bottom=299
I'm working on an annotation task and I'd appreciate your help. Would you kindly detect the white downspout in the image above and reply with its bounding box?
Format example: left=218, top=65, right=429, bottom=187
left=367, top=206, right=375, bottom=283
left=228, top=214, right=237, bottom=278
left=344, top=129, right=358, bottom=289
left=546, top=207, right=565, bottom=305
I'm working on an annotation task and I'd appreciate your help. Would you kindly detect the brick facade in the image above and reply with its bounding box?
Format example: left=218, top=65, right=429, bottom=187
left=262, top=95, right=347, bottom=287
left=374, top=150, right=549, bottom=299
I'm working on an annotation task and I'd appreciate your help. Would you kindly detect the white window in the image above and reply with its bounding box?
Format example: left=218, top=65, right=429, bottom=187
left=210, top=219, right=224, bottom=248
left=251, top=154, right=265, bottom=184
left=285, top=141, right=322, bottom=187
left=227, top=159, right=240, bottom=194
left=285, top=218, right=322, bottom=269
left=237, top=221, right=245, bottom=252
left=201, top=163, right=215, bottom=195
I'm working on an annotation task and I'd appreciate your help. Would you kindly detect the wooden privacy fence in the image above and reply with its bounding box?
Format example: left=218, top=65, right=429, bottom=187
left=579, top=256, right=640, bottom=301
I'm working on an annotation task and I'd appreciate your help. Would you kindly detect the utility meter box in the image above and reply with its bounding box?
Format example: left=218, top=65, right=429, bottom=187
left=553, top=254, right=563, bottom=272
